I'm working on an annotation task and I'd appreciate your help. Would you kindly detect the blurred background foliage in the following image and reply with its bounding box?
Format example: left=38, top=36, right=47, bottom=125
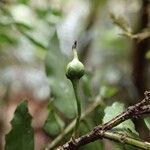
left=0, top=0, right=149, bottom=149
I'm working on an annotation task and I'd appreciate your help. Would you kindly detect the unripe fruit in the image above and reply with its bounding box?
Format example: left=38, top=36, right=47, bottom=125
left=66, top=58, right=84, bottom=80
left=66, top=41, right=85, bottom=80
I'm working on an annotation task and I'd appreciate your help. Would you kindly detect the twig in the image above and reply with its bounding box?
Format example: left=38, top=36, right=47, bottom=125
left=56, top=91, right=150, bottom=150
left=45, top=96, right=103, bottom=150
left=134, top=105, right=150, bottom=116
left=103, top=131, right=150, bottom=150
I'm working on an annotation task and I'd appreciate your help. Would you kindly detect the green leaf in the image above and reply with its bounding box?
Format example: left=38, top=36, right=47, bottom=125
left=35, top=8, right=48, bottom=18
left=15, top=22, right=32, bottom=30
left=19, top=29, right=47, bottom=50
left=112, top=142, right=124, bottom=150
left=43, top=103, right=65, bottom=136
left=17, top=0, right=29, bottom=4
left=103, top=102, right=138, bottom=136
left=0, top=33, right=17, bottom=45
left=104, top=102, right=140, bottom=150
left=93, top=105, right=104, bottom=125
left=45, top=33, right=76, bottom=118
left=80, top=140, right=103, bottom=150
left=81, top=72, right=93, bottom=97
left=144, top=115, right=150, bottom=130
left=112, top=141, right=141, bottom=150
left=100, top=86, right=118, bottom=98
left=5, top=100, right=34, bottom=150
left=79, top=119, right=103, bottom=150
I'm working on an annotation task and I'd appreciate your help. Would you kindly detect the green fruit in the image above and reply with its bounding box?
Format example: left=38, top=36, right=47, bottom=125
left=66, top=58, right=84, bottom=80
left=66, top=41, right=85, bottom=80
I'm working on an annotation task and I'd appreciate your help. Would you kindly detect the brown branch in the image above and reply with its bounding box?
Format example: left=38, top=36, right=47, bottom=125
left=134, top=105, right=150, bottom=116
left=56, top=91, right=150, bottom=150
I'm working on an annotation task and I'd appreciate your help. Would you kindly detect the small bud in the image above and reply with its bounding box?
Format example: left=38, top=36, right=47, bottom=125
left=66, top=41, right=85, bottom=80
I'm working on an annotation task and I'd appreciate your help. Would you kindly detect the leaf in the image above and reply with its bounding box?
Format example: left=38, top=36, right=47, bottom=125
left=104, top=102, right=140, bottom=150
left=112, top=141, right=141, bottom=150
left=35, top=8, right=48, bottom=18
left=93, top=105, right=104, bottom=125
left=100, top=86, right=118, bottom=98
left=81, top=72, right=93, bottom=98
left=112, top=142, right=123, bottom=150
left=45, top=32, right=76, bottom=118
left=43, top=103, right=65, bottom=136
left=144, top=116, right=150, bottom=130
left=15, top=22, right=33, bottom=30
left=17, top=0, right=29, bottom=5
left=18, top=29, right=47, bottom=50
left=0, top=33, right=17, bottom=45
left=79, top=119, right=104, bottom=150
left=103, top=102, right=138, bottom=136
left=5, top=100, right=34, bottom=150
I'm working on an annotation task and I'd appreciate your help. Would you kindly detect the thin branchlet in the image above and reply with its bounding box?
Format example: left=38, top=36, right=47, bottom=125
left=56, top=91, right=150, bottom=150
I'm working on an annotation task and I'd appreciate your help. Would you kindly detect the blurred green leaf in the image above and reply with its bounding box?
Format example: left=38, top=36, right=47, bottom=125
left=100, top=86, right=118, bottom=98
left=125, top=144, right=141, bottom=150
left=103, top=102, right=138, bottom=136
left=15, top=22, right=32, bottom=30
left=0, top=19, right=13, bottom=27
left=113, top=141, right=141, bottom=150
left=93, top=105, right=104, bottom=125
left=81, top=73, right=93, bottom=97
left=43, top=107, right=65, bottom=136
left=112, top=143, right=123, bottom=150
left=100, top=28, right=128, bottom=54
left=51, top=9, right=62, bottom=17
left=5, top=100, right=34, bottom=150
left=45, top=32, right=76, bottom=118
left=17, top=0, right=29, bottom=4
left=0, top=33, right=17, bottom=45
left=35, top=8, right=48, bottom=18
left=19, top=29, right=47, bottom=50
left=144, top=116, right=150, bottom=130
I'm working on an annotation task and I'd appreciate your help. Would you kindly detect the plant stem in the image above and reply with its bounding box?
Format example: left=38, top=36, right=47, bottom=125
left=56, top=91, right=150, bottom=150
left=71, top=80, right=81, bottom=138
left=104, top=131, right=150, bottom=150
left=45, top=95, right=102, bottom=150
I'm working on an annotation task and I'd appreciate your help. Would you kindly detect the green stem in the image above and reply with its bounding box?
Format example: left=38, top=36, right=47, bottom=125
left=73, top=48, right=78, bottom=59
left=71, top=79, right=81, bottom=138
left=104, top=131, right=150, bottom=150
left=45, top=96, right=102, bottom=150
